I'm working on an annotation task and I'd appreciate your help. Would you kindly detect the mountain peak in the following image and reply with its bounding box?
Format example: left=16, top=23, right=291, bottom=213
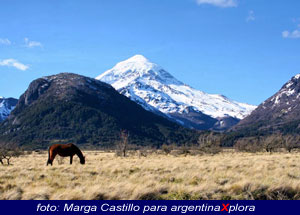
left=111, top=54, right=160, bottom=72
left=96, top=55, right=257, bottom=130
left=125, top=54, right=149, bottom=63
left=235, top=73, right=300, bottom=132
left=0, top=73, right=194, bottom=149
left=96, top=54, right=181, bottom=88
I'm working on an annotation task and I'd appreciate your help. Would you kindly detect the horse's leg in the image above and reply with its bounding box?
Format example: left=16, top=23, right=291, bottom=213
left=70, top=155, right=73, bottom=165
left=49, top=150, right=57, bottom=166
left=47, top=158, right=53, bottom=166
left=47, top=149, right=50, bottom=166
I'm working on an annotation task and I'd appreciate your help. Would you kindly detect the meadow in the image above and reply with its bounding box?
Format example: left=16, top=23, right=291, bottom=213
left=0, top=150, right=300, bottom=200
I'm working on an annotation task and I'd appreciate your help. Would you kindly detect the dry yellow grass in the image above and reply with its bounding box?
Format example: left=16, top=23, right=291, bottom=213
left=0, top=151, right=300, bottom=200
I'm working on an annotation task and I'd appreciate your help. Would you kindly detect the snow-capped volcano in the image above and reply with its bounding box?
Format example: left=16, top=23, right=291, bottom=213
left=0, top=97, right=18, bottom=122
left=96, top=55, right=256, bottom=130
left=98, top=55, right=183, bottom=88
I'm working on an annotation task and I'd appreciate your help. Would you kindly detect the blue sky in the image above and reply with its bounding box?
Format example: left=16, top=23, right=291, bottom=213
left=0, top=0, right=300, bottom=105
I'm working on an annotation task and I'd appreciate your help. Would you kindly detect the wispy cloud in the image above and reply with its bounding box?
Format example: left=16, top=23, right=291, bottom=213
left=0, top=38, right=11, bottom=45
left=282, top=18, right=300, bottom=39
left=24, top=38, right=42, bottom=48
left=196, top=0, right=238, bottom=8
left=282, top=30, right=300, bottom=39
left=246, top=10, right=255, bottom=22
left=0, top=59, right=29, bottom=71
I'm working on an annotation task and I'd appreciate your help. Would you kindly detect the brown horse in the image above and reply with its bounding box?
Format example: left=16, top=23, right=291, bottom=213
left=47, top=143, right=85, bottom=166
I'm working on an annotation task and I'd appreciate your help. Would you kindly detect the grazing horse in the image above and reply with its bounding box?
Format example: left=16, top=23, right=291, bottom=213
left=47, top=143, right=85, bottom=166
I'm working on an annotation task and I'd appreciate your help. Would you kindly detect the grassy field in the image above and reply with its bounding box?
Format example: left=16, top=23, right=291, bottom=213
left=0, top=150, right=300, bottom=200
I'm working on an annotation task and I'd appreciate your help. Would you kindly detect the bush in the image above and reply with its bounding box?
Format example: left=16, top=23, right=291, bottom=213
left=262, top=135, right=283, bottom=153
left=115, top=130, right=129, bottom=157
left=198, top=132, right=222, bottom=154
left=161, top=144, right=172, bottom=155
left=177, top=145, right=191, bottom=156
left=0, top=146, right=24, bottom=165
left=235, top=137, right=263, bottom=153
left=282, top=135, right=300, bottom=152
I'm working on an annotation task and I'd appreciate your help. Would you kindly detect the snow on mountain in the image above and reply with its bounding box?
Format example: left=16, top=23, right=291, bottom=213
left=269, top=74, right=300, bottom=108
left=235, top=73, right=300, bottom=131
left=96, top=55, right=256, bottom=130
left=0, top=97, right=18, bottom=122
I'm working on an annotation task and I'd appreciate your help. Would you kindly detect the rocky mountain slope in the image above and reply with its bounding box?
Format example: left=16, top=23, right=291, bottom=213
left=0, top=73, right=197, bottom=149
left=234, top=73, right=300, bottom=134
left=96, top=55, right=256, bottom=130
left=0, top=97, right=18, bottom=122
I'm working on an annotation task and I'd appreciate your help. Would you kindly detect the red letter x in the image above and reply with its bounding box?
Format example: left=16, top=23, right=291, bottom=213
left=221, top=204, right=229, bottom=212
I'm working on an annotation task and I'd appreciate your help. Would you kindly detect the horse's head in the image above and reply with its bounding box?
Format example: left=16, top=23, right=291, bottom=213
left=80, top=156, right=85, bottom=165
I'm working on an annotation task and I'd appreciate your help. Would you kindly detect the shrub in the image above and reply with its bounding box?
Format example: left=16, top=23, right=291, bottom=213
left=282, top=135, right=300, bottom=152
left=0, top=145, right=24, bottom=165
left=235, top=137, right=263, bottom=153
left=262, top=135, right=283, bottom=153
left=177, top=145, right=191, bottom=156
left=198, top=132, right=222, bottom=154
left=161, top=144, right=172, bottom=155
left=115, top=130, right=129, bottom=157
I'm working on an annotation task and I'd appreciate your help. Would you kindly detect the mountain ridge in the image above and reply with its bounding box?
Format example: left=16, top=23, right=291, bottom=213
left=234, top=73, right=300, bottom=134
left=0, top=73, right=198, bottom=149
